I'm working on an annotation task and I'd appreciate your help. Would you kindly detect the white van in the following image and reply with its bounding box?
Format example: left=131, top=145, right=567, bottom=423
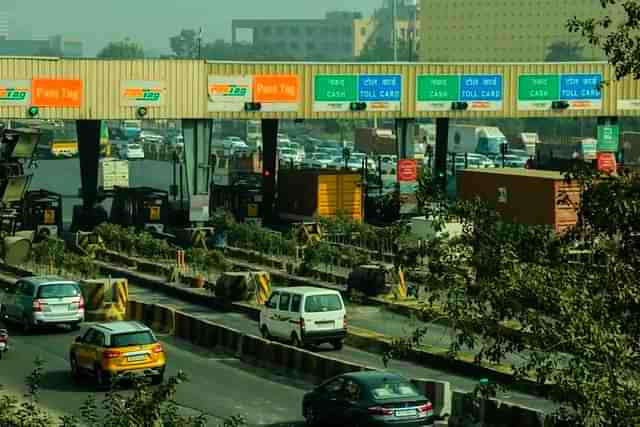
left=260, top=287, right=347, bottom=350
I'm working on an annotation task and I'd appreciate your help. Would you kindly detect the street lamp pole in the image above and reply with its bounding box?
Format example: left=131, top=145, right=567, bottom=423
left=392, top=0, right=398, bottom=62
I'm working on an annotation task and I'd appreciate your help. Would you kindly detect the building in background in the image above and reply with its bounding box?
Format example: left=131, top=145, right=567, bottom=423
left=0, top=35, right=83, bottom=57
left=231, top=1, right=419, bottom=61
left=0, top=11, right=9, bottom=40
left=419, top=0, right=607, bottom=62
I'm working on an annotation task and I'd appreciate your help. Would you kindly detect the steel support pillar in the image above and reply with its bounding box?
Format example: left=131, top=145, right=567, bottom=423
left=261, top=119, right=278, bottom=223
left=182, top=119, right=213, bottom=199
left=396, top=118, right=416, bottom=159
left=73, top=119, right=107, bottom=231
left=434, top=118, right=449, bottom=193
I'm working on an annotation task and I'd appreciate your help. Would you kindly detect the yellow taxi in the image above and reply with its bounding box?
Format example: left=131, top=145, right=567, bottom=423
left=69, top=321, right=166, bottom=387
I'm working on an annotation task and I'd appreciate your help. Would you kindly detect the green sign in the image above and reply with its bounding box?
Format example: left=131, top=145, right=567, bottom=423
left=597, top=125, right=620, bottom=152
left=518, top=75, right=560, bottom=101
left=417, top=75, right=459, bottom=101
left=314, top=75, right=358, bottom=102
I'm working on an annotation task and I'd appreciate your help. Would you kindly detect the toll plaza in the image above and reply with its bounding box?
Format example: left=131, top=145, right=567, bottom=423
left=0, top=58, right=635, bottom=228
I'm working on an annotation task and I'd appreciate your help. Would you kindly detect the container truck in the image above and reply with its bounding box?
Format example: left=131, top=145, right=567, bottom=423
left=448, top=125, right=508, bottom=159
left=355, top=128, right=396, bottom=156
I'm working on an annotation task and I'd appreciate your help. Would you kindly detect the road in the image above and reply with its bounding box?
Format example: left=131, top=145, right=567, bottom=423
left=128, top=284, right=558, bottom=413
left=0, top=313, right=308, bottom=426
left=30, top=158, right=174, bottom=223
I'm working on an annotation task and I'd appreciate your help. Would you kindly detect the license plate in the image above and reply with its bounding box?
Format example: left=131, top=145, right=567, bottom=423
left=127, top=355, right=146, bottom=363
left=315, top=321, right=334, bottom=328
left=395, top=409, right=416, bottom=417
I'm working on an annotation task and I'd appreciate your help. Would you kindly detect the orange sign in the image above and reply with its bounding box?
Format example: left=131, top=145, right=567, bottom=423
left=253, top=75, right=299, bottom=103
left=597, top=152, right=617, bottom=174
left=32, top=79, right=83, bottom=108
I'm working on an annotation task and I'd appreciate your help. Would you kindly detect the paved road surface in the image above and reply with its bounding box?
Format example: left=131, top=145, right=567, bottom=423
left=128, top=284, right=558, bottom=413
left=30, top=159, right=174, bottom=222
left=0, top=314, right=308, bottom=426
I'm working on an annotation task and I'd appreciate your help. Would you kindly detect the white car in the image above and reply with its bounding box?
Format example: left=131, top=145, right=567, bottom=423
left=138, top=131, right=164, bottom=144
left=279, top=148, right=299, bottom=165
left=303, top=152, right=334, bottom=169
left=223, top=136, right=247, bottom=149
left=119, top=143, right=145, bottom=160
left=260, top=287, right=346, bottom=349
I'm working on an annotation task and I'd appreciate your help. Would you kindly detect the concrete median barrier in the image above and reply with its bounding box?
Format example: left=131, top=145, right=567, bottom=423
left=412, top=379, right=452, bottom=420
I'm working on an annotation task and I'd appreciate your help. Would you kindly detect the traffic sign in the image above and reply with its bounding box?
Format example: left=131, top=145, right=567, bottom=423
left=416, top=75, right=458, bottom=111
left=208, top=75, right=252, bottom=112
left=121, top=80, right=165, bottom=107
left=597, top=125, right=620, bottom=152
left=313, top=75, right=358, bottom=112
left=358, top=75, right=402, bottom=111
left=416, top=74, right=503, bottom=112
left=397, top=159, right=417, bottom=182
left=517, top=73, right=602, bottom=111
left=0, top=80, right=31, bottom=106
left=597, top=152, right=617, bottom=174
left=517, top=75, right=560, bottom=110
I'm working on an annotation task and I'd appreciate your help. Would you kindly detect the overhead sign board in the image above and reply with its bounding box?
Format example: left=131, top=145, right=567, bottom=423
left=517, top=73, right=602, bottom=110
left=121, top=80, right=165, bottom=107
left=597, top=125, right=620, bottom=152
left=313, top=74, right=358, bottom=112
left=358, top=74, right=402, bottom=111
left=253, top=75, right=300, bottom=112
left=207, top=75, right=252, bottom=112
left=416, top=74, right=502, bottom=111
left=0, top=80, right=31, bottom=106
left=32, top=78, right=82, bottom=108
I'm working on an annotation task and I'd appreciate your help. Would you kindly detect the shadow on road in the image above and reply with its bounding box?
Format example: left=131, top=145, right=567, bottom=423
left=38, top=370, right=97, bottom=393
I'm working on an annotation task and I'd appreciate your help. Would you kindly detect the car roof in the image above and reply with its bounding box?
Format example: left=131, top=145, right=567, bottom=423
left=276, top=286, right=341, bottom=296
left=340, top=371, right=407, bottom=385
left=92, top=321, right=151, bottom=335
left=23, top=276, right=76, bottom=286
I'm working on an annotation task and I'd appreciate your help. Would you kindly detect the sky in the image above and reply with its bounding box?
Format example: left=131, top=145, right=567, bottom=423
left=1, top=0, right=379, bottom=56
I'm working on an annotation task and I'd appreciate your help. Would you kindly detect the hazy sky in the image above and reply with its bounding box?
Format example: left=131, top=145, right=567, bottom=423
left=2, top=0, right=379, bottom=55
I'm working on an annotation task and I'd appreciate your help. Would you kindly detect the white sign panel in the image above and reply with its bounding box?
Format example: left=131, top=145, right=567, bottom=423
left=208, top=76, right=252, bottom=112
left=0, top=80, right=31, bottom=106
left=189, top=195, right=210, bottom=222
left=121, top=80, right=165, bottom=107
left=618, top=100, right=640, bottom=110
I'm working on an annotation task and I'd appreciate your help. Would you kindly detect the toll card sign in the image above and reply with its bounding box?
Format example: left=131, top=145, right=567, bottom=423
left=416, top=74, right=503, bottom=111
left=121, top=80, right=165, bottom=107
left=0, top=80, right=31, bottom=106
left=208, top=76, right=252, bottom=112
left=358, top=75, right=402, bottom=111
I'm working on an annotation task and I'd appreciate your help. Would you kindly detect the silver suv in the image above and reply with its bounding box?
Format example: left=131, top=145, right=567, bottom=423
left=0, top=276, right=84, bottom=333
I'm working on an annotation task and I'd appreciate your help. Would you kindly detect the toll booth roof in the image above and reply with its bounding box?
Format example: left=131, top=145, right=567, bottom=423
left=461, top=168, right=566, bottom=180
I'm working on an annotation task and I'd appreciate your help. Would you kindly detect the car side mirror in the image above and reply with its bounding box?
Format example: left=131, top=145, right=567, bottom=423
left=75, top=336, right=83, bottom=343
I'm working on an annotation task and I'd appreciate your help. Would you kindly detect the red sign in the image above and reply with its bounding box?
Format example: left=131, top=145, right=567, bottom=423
left=597, top=152, right=617, bottom=174
left=397, top=159, right=417, bottom=182
left=32, top=79, right=83, bottom=108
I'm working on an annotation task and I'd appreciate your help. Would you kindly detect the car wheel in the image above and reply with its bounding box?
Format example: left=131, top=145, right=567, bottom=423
left=95, top=366, right=111, bottom=389
left=260, top=325, right=271, bottom=340
left=304, top=405, right=317, bottom=426
left=331, top=339, right=344, bottom=351
left=291, top=333, right=303, bottom=348
left=70, top=355, right=80, bottom=380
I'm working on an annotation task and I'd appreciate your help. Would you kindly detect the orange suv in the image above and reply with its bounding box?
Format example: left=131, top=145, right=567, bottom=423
left=69, top=321, right=166, bottom=387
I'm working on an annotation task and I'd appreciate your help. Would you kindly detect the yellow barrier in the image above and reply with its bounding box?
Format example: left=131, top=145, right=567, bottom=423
left=254, top=272, right=271, bottom=305
left=392, top=267, right=407, bottom=300
left=80, top=278, right=128, bottom=312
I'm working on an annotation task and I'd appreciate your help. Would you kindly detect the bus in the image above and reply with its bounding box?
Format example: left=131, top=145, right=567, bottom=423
left=32, top=122, right=78, bottom=159
left=100, top=121, right=112, bottom=157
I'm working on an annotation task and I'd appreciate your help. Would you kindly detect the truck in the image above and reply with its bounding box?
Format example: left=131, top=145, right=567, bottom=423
left=355, top=128, right=396, bottom=156
left=448, top=124, right=508, bottom=159
left=510, top=132, right=540, bottom=157
left=534, top=139, right=597, bottom=170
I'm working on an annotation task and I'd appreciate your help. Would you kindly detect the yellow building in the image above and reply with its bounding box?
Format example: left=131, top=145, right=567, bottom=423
left=419, top=0, right=610, bottom=62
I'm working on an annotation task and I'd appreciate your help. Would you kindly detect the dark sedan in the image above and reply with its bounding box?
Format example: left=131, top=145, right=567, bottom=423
left=302, top=371, right=435, bottom=426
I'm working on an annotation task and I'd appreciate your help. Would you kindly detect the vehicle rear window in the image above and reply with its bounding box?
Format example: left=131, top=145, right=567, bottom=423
left=304, top=294, right=343, bottom=313
left=37, top=284, right=80, bottom=299
left=370, top=381, right=421, bottom=400
left=110, top=331, right=156, bottom=347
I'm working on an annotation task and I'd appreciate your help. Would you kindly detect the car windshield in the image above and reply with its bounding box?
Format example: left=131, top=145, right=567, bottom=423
left=37, top=283, right=80, bottom=299
left=110, top=331, right=156, bottom=347
left=369, top=381, right=421, bottom=401
left=304, top=294, right=343, bottom=313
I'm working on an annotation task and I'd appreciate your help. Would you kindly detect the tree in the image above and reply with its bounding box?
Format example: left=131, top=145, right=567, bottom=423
left=357, top=37, right=417, bottom=62
left=170, top=29, right=200, bottom=58
left=568, top=1, right=640, bottom=79
left=545, top=40, right=584, bottom=62
left=97, top=38, right=144, bottom=59
left=389, top=167, right=640, bottom=426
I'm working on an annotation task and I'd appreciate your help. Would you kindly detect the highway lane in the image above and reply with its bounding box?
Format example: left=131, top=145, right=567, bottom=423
left=129, top=285, right=558, bottom=414
left=0, top=317, right=308, bottom=426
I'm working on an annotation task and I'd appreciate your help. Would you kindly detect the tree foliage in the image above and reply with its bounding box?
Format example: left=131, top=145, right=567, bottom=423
left=97, top=38, right=145, bottom=59
left=568, top=0, right=640, bottom=78
left=545, top=40, right=585, bottom=62
left=170, top=29, right=200, bottom=59
left=394, top=167, right=640, bottom=426
left=357, top=37, right=417, bottom=62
